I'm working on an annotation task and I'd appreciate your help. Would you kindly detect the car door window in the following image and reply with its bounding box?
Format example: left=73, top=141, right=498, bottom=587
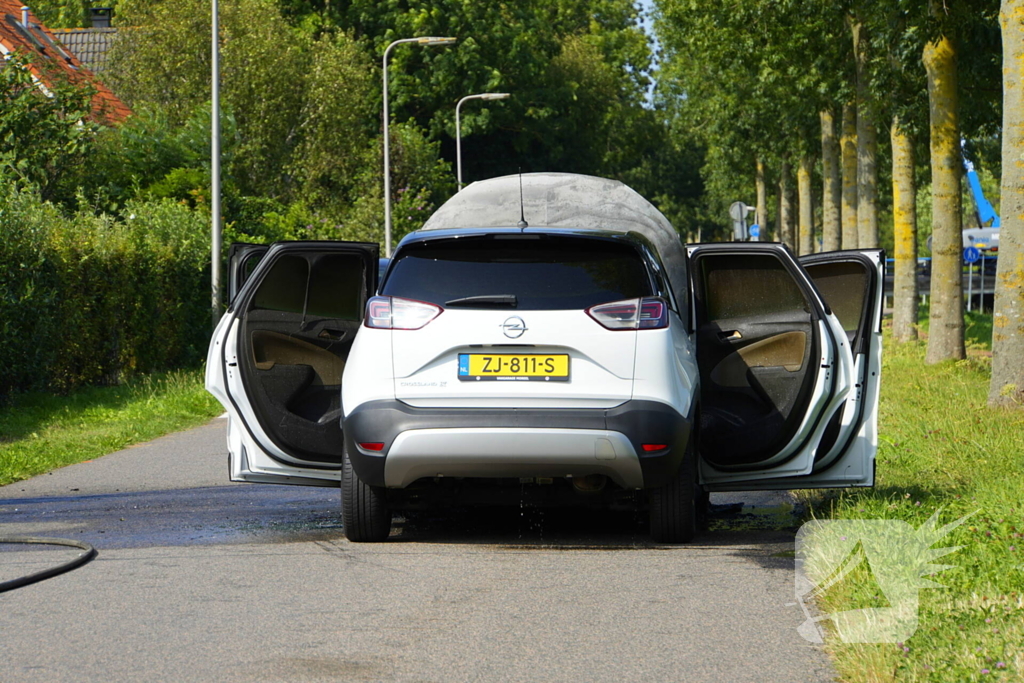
left=802, top=261, right=870, bottom=350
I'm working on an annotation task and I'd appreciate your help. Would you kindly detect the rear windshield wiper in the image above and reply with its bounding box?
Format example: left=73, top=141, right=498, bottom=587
left=444, top=294, right=518, bottom=308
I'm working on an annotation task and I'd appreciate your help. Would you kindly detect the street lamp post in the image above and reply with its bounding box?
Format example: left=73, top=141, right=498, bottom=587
left=456, top=93, right=509, bottom=190
left=382, top=36, right=456, bottom=257
left=210, top=0, right=222, bottom=328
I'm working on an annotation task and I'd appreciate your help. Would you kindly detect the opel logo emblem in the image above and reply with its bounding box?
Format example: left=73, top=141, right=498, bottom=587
left=501, top=316, right=527, bottom=339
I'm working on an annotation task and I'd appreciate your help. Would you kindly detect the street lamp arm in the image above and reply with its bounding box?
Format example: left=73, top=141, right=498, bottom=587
left=382, top=36, right=457, bottom=258
left=455, top=93, right=511, bottom=191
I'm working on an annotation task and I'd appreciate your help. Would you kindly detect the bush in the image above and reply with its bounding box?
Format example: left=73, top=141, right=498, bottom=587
left=0, top=187, right=210, bottom=400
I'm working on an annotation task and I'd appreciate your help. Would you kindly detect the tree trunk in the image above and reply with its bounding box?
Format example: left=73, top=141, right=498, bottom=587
left=857, top=122, right=879, bottom=249
left=841, top=103, right=859, bottom=249
left=891, top=119, right=919, bottom=342
left=924, top=32, right=966, bottom=363
left=853, top=21, right=879, bottom=249
left=798, top=154, right=814, bottom=255
left=779, top=160, right=795, bottom=252
left=756, top=157, right=768, bottom=242
left=990, top=0, right=1024, bottom=406
left=821, top=110, right=841, bottom=252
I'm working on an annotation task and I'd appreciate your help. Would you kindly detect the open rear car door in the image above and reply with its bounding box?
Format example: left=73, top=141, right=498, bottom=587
left=689, top=245, right=883, bottom=491
left=206, top=241, right=379, bottom=486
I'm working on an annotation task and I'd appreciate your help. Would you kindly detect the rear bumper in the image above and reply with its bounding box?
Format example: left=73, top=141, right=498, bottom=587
left=343, top=399, right=693, bottom=489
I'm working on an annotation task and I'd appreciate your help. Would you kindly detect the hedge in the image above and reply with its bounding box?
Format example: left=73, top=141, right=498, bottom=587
left=0, top=187, right=211, bottom=400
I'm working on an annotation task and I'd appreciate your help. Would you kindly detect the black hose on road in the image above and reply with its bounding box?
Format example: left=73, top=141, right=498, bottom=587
left=0, top=536, right=98, bottom=593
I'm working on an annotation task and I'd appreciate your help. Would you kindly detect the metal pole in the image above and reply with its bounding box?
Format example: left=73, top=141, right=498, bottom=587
left=210, top=0, right=221, bottom=328
left=980, top=252, right=986, bottom=313
left=456, top=97, right=464, bottom=190
left=382, top=41, right=397, bottom=259
left=967, top=259, right=974, bottom=312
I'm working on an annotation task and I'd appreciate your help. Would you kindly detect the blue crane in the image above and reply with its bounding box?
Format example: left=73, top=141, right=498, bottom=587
left=961, top=141, right=1000, bottom=251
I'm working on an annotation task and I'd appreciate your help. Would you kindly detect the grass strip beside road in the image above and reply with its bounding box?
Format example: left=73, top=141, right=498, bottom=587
left=808, top=318, right=1024, bottom=682
left=0, top=369, right=222, bottom=486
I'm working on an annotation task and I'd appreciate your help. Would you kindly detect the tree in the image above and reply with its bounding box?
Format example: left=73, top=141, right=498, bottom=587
left=105, top=0, right=689, bottom=243
left=24, top=0, right=90, bottom=28
left=798, top=154, right=815, bottom=254
left=756, top=158, right=769, bottom=242
left=852, top=17, right=880, bottom=249
left=923, top=7, right=967, bottom=363
left=990, top=0, right=1024, bottom=406
left=106, top=0, right=418, bottom=238
left=891, top=120, right=919, bottom=341
left=0, top=54, right=98, bottom=205
left=654, top=0, right=851, bottom=240
left=821, top=109, right=842, bottom=251
left=840, top=103, right=859, bottom=248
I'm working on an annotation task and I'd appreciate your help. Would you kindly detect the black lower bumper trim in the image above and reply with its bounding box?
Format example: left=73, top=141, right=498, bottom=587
left=343, top=399, right=693, bottom=489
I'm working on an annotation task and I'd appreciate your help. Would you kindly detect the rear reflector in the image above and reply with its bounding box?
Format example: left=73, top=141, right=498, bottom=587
left=642, top=444, right=668, bottom=452
left=364, top=296, right=442, bottom=330
left=359, top=442, right=386, bottom=452
left=586, top=297, right=669, bottom=331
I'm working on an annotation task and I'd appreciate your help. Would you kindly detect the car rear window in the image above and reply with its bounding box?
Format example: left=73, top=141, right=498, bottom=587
left=382, top=235, right=653, bottom=310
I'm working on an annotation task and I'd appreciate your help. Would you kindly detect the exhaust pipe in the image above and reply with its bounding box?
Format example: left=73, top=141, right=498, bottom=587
left=571, top=474, right=607, bottom=494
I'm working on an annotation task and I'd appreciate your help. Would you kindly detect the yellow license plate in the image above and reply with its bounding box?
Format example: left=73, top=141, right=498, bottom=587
left=458, top=354, right=570, bottom=381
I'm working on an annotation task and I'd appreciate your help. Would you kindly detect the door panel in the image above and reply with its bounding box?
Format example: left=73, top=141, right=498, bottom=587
left=699, top=248, right=883, bottom=491
left=795, top=250, right=883, bottom=482
left=691, top=244, right=856, bottom=485
left=207, top=241, right=379, bottom=486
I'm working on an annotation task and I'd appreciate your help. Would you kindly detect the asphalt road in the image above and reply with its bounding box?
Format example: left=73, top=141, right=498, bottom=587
left=0, top=418, right=834, bottom=682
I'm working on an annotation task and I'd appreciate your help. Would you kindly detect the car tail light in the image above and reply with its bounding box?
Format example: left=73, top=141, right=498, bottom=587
left=642, top=443, right=668, bottom=452
left=364, top=296, right=442, bottom=330
left=586, top=297, right=668, bottom=331
left=359, top=442, right=386, bottom=452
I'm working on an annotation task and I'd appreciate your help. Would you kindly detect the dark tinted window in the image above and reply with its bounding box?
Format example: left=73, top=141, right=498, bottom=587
left=383, top=236, right=653, bottom=310
left=306, top=253, right=365, bottom=319
left=699, top=254, right=809, bottom=320
left=803, top=261, right=867, bottom=334
left=252, top=255, right=307, bottom=313
left=251, top=252, right=365, bottom=320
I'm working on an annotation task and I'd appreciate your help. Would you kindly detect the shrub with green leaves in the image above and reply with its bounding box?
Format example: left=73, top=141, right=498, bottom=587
left=0, top=187, right=210, bottom=400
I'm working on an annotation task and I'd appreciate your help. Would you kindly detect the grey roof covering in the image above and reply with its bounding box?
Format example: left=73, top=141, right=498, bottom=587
left=420, top=172, right=689, bottom=300
left=52, top=28, right=117, bottom=73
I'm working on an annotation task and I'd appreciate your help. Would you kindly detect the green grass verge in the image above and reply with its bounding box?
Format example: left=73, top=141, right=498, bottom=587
left=807, top=316, right=1024, bottom=682
left=0, top=369, right=222, bottom=486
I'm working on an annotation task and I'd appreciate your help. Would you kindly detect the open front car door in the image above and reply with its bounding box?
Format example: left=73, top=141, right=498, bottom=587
left=206, top=241, right=379, bottom=486
left=689, top=245, right=883, bottom=491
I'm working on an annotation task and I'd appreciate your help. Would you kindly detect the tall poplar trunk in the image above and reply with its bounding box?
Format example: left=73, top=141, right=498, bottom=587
left=990, top=0, right=1024, bottom=406
left=853, top=21, right=879, bottom=249
left=798, top=154, right=814, bottom=256
left=841, top=103, right=859, bottom=249
left=779, top=160, right=795, bottom=252
left=756, top=157, right=768, bottom=242
left=821, top=110, right=841, bottom=252
left=891, top=119, right=919, bottom=342
left=924, top=30, right=966, bottom=363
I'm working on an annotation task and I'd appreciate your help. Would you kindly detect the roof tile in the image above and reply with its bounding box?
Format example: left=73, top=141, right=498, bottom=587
left=0, top=0, right=130, bottom=125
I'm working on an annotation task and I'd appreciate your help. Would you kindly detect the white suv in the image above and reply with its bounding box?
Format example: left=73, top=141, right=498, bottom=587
left=207, top=173, right=884, bottom=543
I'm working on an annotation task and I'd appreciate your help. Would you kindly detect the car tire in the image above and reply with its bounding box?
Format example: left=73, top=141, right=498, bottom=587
left=648, top=437, right=697, bottom=544
left=341, top=445, right=392, bottom=542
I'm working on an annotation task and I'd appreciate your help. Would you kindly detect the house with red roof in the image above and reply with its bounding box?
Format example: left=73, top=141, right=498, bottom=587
left=0, top=1, right=130, bottom=124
